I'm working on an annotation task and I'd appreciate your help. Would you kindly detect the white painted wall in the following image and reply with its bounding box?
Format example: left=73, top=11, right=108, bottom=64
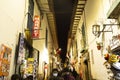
left=33, top=0, right=44, bottom=74
left=85, top=0, right=110, bottom=79
left=0, top=0, right=29, bottom=79
left=33, top=1, right=52, bottom=75
left=75, top=0, right=117, bottom=79
left=0, top=0, right=54, bottom=79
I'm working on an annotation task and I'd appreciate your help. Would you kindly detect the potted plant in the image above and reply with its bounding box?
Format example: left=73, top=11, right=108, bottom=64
left=96, top=42, right=102, bottom=50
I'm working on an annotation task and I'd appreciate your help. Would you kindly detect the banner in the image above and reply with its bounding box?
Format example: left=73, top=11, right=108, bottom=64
left=32, top=15, right=40, bottom=39
left=17, top=33, right=24, bottom=64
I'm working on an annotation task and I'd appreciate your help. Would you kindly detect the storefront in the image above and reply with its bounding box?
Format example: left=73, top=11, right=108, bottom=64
left=12, top=33, right=39, bottom=80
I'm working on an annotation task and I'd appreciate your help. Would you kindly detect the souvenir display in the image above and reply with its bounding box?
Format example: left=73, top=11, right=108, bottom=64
left=114, top=73, right=120, bottom=80
left=104, top=35, right=120, bottom=80
left=112, top=62, right=120, bottom=70
left=15, top=33, right=39, bottom=79
left=21, top=58, right=38, bottom=80
left=104, top=54, right=120, bottom=64
left=108, top=54, right=119, bottom=64
left=26, top=58, right=34, bottom=75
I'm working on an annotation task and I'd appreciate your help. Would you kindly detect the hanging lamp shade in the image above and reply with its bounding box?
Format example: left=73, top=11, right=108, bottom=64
left=92, top=24, right=100, bottom=37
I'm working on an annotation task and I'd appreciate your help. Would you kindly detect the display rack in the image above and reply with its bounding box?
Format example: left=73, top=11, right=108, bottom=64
left=107, top=34, right=120, bottom=80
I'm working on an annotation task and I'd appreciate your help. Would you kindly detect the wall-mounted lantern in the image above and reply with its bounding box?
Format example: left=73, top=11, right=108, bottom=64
left=92, top=23, right=120, bottom=37
left=92, top=24, right=100, bottom=37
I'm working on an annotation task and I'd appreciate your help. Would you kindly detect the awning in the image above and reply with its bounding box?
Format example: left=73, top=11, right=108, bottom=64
left=107, top=0, right=120, bottom=19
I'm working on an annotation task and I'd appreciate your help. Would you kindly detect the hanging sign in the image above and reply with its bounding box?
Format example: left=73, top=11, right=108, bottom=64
left=17, top=33, right=24, bottom=64
left=32, top=15, right=40, bottom=39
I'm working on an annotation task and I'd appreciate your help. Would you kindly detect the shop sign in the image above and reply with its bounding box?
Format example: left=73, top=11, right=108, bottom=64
left=17, top=33, right=24, bottom=64
left=32, top=15, right=40, bottom=39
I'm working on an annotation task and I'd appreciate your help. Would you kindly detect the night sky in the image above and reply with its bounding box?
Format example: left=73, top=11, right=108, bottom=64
left=53, top=0, right=76, bottom=62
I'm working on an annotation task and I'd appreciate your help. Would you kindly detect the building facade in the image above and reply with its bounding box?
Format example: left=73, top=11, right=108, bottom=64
left=70, top=0, right=120, bottom=80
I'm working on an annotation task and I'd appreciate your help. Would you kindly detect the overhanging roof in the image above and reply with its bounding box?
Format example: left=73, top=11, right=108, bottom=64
left=69, top=0, right=87, bottom=38
left=107, top=0, right=120, bottom=19
left=36, top=0, right=58, bottom=48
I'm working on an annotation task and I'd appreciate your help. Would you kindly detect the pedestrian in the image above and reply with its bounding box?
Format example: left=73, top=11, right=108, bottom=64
left=70, top=67, right=81, bottom=80
left=11, top=74, right=21, bottom=80
left=62, top=67, right=75, bottom=80
left=48, top=68, right=64, bottom=80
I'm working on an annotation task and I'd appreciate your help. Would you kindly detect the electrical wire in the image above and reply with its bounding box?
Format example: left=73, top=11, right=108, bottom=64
left=22, top=12, right=34, bottom=32
left=22, top=0, right=34, bottom=33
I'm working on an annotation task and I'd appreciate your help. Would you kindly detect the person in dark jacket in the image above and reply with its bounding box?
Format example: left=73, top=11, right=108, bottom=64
left=49, top=68, right=64, bottom=80
left=11, top=74, right=21, bottom=80
left=70, top=67, right=81, bottom=80
left=61, top=68, right=75, bottom=80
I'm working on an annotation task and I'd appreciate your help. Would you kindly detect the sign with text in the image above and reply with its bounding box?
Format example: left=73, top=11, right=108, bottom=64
left=17, top=33, right=24, bottom=64
left=32, top=15, right=40, bottom=39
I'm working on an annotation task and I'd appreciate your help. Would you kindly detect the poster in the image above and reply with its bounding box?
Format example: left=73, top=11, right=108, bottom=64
left=25, top=58, right=34, bottom=75
left=0, top=44, right=12, bottom=77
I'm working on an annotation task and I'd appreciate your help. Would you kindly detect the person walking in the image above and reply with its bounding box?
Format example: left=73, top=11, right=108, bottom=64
left=61, top=67, right=75, bottom=80
left=48, top=68, right=64, bottom=80
left=70, top=67, right=81, bottom=80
